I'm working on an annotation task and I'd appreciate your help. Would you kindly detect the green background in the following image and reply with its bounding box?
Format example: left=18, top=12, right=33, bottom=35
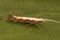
left=0, top=0, right=60, bottom=40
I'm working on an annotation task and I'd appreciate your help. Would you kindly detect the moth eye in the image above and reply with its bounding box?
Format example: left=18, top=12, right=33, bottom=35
left=7, top=14, right=13, bottom=18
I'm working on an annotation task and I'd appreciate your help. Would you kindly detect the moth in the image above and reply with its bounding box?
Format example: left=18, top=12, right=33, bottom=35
left=6, top=14, right=60, bottom=31
left=6, top=14, right=60, bottom=24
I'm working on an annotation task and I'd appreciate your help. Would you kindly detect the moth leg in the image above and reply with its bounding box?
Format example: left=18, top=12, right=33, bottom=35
left=35, top=24, right=44, bottom=31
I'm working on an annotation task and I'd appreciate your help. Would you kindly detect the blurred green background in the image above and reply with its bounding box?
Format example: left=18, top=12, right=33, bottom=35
left=0, top=0, right=60, bottom=40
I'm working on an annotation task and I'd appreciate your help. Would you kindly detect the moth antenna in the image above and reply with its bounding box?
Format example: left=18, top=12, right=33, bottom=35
left=43, top=19, right=60, bottom=23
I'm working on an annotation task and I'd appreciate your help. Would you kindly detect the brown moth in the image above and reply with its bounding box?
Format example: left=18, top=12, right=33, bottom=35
left=6, top=14, right=60, bottom=24
left=6, top=14, right=60, bottom=31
